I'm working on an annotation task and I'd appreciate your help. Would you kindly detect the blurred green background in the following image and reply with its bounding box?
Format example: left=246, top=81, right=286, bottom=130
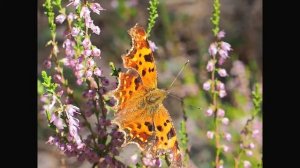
left=38, top=0, right=262, bottom=167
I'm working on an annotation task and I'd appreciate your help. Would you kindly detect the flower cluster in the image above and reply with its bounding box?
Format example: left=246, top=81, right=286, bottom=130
left=203, top=30, right=232, bottom=167
left=57, top=1, right=103, bottom=85
left=41, top=0, right=125, bottom=166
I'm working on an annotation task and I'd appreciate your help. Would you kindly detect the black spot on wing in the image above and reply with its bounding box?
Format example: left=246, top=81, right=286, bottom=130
left=157, top=125, right=163, bottom=132
left=167, top=128, right=176, bottom=140
left=137, top=123, right=141, bottom=129
left=144, top=54, right=153, bottom=62
left=142, top=69, right=146, bottom=76
left=144, top=122, right=153, bottom=132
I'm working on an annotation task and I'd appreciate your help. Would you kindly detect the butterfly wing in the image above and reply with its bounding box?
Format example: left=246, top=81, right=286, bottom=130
left=122, top=24, right=157, bottom=89
left=153, top=105, right=182, bottom=166
left=113, top=69, right=144, bottom=111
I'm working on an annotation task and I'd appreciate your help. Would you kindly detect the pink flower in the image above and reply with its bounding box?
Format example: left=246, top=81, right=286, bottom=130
left=243, top=160, right=251, bottom=168
left=91, top=25, right=101, bottom=35
left=80, top=6, right=90, bottom=18
left=94, top=68, right=102, bottom=77
left=217, top=30, right=225, bottom=39
left=92, top=47, right=101, bottom=57
left=203, top=80, right=211, bottom=91
left=82, top=38, right=91, bottom=49
left=84, top=16, right=93, bottom=28
left=219, top=90, right=227, bottom=98
left=209, top=43, right=218, bottom=56
left=67, top=0, right=80, bottom=8
left=43, top=59, right=52, bottom=69
left=205, top=108, right=214, bottom=117
left=77, top=78, right=83, bottom=85
left=217, top=108, right=225, bottom=117
left=75, top=63, right=84, bottom=71
left=149, top=40, right=158, bottom=52
left=87, top=59, right=95, bottom=67
left=218, top=49, right=229, bottom=59
left=225, top=133, right=231, bottom=141
left=249, top=142, right=255, bottom=149
left=221, top=41, right=232, bottom=51
left=223, top=145, right=229, bottom=152
left=90, top=3, right=104, bottom=15
left=222, top=117, right=229, bottom=125
left=67, top=12, right=76, bottom=21
left=86, top=69, right=93, bottom=78
left=246, top=150, right=253, bottom=156
left=252, top=129, right=260, bottom=138
left=207, top=131, right=214, bottom=139
left=206, top=60, right=215, bottom=72
left=50, top=113, right=65, bottom=130
left=218, top=69, right=228, bottom=77
left=83, top=49, right=92, bottom=57
left=56, top=14, right=66, bottom=24
left=71, top=27, right=80, bottom=36
left=65, top=105, right=81, bottom=145
left=216, top=81, right=225, bottom=90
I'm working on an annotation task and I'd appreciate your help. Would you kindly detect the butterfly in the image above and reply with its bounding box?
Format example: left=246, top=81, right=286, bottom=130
left=112, top=24, right=182, bottom=167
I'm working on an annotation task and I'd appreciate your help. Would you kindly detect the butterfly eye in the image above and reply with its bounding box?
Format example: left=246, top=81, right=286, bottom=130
left=147, top=95, right=159, bottom=104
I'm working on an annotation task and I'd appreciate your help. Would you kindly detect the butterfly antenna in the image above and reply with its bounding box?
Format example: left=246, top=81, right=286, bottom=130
left=167, top=60, right=190, bottom=92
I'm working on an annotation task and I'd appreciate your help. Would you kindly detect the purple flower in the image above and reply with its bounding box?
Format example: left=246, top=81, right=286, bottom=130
left=86, top=69, right=93, bottom=78
left=246, top=150, right=253, bottom=156
left=249, top=142, right=255, bottom=149
left=92, top=47, right=101, bottom=57
left=56, top=14, right=66, bottom=24
left=221, top=41, right=232, bottom=51
left=216, top=81, right=225, bottom=90
left=149, top=40, right=158, bottom=52
left=46, top=136, right=58, bottom=145
left=217, top=108, right=225, bottom=117
left=218, top=49, right=229, bottom=59
left=67, top=0, right=80, bottom=8
left=67, top=12, right=76, bottom=21
left=83, top=49, right=92, bottom=57
left=219, top=90, right=227, bottom=98
left=91, top=25, right=101, bottom=35
left=218, top=69, right=228, bottom=77
left=243, top=160, right=251, bottom=168
left=50, top=113, right=65, bottom=130
left=203, top=80, right=211, bottom=91
left=71, top=27, right=80, bottom=37
left=65, top=105, right=81, bottom=145
left=101, top=77, right=110, bottom=86
left=80, top=6, right=90, bottom=18
left=106, top=97, right=116, bottom=107
left=223, top=145, right=229, bottom=152
left=252, top=129, right=260, bottom=138
left=206, top=60, right=215, bottom=72
left=217, top=30, right=225, bottom=39
left=205, top=107, right=213, bottom=117
left=222, top=117, right=229, bottom=125
left=43, top=59, right=52, bottom=69
left=225, top=133, right=231, bottom=141
left=94, top=68, right=102, bottom=77
left=87, top=59, right=95, bottom=67
left=207, top=131, right=214, bottom=139
left=209, top=43, right=218, bottom=56
left=90, top=3, right=104, bottom=15
left=82, top=38, right=91, bottom=49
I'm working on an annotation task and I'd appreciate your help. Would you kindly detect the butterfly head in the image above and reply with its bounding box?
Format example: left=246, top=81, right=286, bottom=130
left=145, top=89, right=167, bottom=105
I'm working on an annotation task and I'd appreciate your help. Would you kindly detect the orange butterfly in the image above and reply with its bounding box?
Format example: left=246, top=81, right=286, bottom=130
left=112, top=24, right=182, bottom=167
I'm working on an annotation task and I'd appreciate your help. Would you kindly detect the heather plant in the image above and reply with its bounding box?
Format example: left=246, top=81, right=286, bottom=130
left=38, top=0, right=262, bottom=167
